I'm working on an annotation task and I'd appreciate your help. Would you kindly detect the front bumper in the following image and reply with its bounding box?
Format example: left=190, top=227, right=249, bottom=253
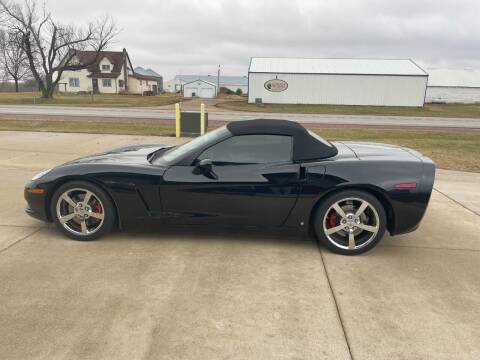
left=24, top=182, right=50, bottom=222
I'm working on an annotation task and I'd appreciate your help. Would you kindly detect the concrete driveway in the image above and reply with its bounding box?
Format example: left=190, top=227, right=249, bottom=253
left=0, top=131, right=479, bottom=360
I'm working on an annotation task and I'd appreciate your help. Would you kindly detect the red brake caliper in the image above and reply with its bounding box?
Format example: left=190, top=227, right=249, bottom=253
left=327, top=211, right=337, bottom=228
left=93, top=200, right=103, bottom=215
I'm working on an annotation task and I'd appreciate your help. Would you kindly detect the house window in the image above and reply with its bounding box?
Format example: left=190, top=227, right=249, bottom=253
left=102, top=64, right=110, bottom=71
left=69, top=78, right=80, bottom=87
left=140, top=80, right=143, bottom=85
left=146, top=81, right=149, bottom=86
left=119, top=80, right=124, bottom=88
left=102, top=79, right=112, bottom=87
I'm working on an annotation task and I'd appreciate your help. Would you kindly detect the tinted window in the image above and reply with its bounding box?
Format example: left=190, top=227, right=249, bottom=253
left=155, top=126, right=230, bottom=164
left=199, top=135, right=293, bottom=165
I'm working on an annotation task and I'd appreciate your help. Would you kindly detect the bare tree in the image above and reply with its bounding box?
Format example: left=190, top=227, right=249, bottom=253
left=0, top=0, right=118, bottom=98
left=0, top=29, right=30, bottom=91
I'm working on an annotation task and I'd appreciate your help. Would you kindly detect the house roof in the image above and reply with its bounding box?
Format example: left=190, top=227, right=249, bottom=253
left=174, top=75, right=247, bottom=85
left=130, top=72, right=160, bottom=81
left=65, top=49, right=163, bottom=84
left=135, top=67, right=163, bottom=80
left=427, top=69, right=480, bottom=88
left=249, top=57, right=428, bottom=76
left=67, top=50, right=130, bottom=78
left=183, top=79, right=217, bottom=88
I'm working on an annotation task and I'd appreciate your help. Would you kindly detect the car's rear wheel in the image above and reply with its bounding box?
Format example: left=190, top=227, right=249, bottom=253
left=313, top=190, right=386, bottom=255
left=51, top=181, right=116, bottom=241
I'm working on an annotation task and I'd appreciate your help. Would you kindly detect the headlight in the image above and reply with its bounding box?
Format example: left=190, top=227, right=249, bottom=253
left=32, top=168, right=52, bottom=181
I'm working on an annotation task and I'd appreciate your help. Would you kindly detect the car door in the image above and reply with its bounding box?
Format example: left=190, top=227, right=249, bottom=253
left=160, top=134, right=300, bottom=226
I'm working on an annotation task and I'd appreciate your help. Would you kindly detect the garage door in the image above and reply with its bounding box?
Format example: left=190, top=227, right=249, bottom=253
left=200, top=88, right=214, bottom=98
left=184, top=87, right=198, bottom=97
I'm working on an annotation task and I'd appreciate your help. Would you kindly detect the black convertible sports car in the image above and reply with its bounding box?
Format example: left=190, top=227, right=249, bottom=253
left=25, top=119, right=435, bottom=255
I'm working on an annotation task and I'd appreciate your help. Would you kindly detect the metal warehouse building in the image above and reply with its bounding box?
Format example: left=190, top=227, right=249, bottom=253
left=248, top=58, right=428, bottom=107
left=183, top=79, right=217, bottom=98
left=425, top=69, right=480, bottom=104
left=165, top=75, right=248, bottom=94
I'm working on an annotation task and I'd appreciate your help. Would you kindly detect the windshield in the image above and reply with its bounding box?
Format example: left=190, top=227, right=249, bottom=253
left=153, top=126, right=230, bottom=165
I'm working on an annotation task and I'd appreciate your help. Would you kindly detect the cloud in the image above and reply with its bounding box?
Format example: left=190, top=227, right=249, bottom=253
left=47, top=0, right=480, bottom=79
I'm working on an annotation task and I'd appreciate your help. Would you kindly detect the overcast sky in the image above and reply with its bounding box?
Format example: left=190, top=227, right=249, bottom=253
left=48, top=0, right=480, bottom=80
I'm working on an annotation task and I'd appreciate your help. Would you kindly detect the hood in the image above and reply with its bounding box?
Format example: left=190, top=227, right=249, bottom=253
left=340, top=142, right=423, bottom=161
left=64, top=144, right=173, bottom=166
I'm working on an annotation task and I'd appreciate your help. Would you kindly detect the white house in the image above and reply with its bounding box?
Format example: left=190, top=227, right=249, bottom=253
left=163, top=78, right=184, bottom=93
left=426, top=69, right=480, bottom=103
left=165, top=75, right=248, bottom=94
left=59, top=49, right=160, bottom=95
left=248, top=57, right=428, bottom=107
left=183, top=79, right=217, bottom=98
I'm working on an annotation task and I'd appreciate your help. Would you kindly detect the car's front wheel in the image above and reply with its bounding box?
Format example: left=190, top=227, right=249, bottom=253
left=313, top=190, right=386, bottom=255
left=51, top=181, right=116, bottom=241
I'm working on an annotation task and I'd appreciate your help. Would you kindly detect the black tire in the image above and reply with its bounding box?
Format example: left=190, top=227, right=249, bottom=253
left=313, top=190, right=386, bottom=255
left=50, top=180, right=116, bottom=241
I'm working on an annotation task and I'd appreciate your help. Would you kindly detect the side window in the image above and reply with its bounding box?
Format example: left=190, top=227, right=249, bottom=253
left=198, top=135, right=293, bottom=165
left=69, top=78, right=80, bottom=87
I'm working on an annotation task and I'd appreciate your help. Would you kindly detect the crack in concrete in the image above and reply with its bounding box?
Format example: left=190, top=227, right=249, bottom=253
left=317, top=246, right=355, bottom=360
left=0, top=227, right=43, bottom=255
left=433, top=187, right=479, bottom=217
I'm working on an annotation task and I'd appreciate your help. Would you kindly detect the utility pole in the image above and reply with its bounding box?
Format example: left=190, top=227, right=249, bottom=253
left=217, top=64, right=220, bottom=97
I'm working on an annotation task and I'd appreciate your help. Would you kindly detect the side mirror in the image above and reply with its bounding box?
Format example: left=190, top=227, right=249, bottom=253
left=193, top=158, right=214, bottom=175
left=199, top=158, right=213, bottom=172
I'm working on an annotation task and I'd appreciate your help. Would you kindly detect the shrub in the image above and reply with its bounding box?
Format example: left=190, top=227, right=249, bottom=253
left=219, top=87, right=234, bottom=95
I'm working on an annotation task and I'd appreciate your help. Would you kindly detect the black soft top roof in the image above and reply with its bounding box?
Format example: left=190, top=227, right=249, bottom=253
left=226, top=119, right=338, bottom=161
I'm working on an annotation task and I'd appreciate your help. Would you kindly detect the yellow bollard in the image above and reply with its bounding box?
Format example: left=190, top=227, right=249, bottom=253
left=200, top=103, right=205, bottom=135
left=175, top=103, right=180, bottom=138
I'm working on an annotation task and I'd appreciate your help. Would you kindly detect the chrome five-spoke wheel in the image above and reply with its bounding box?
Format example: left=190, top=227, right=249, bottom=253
left=314, top=190, right=386, bottom=255
left=56, top=188, right=105, bottom=236
left=323, top=198, right=379, bottom=250
left=52, top=181, right=115, bottom=241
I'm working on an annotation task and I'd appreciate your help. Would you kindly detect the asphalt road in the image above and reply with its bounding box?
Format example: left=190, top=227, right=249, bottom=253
left=1, top=104, right=480, bottom=129
left=0, top=131, right=479, bottom=359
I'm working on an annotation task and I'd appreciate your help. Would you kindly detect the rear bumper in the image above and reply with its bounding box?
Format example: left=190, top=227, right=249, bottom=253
left=24, top=183, right=50, bottom=222
left=390, top=158, right=435, bottom=236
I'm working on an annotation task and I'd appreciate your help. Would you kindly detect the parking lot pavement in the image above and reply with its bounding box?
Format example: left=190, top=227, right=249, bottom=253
left=0, top=131, right=479, bottom=360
